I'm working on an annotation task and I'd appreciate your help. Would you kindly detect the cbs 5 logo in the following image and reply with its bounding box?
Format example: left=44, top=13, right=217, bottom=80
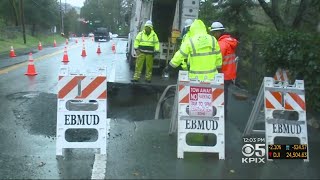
left=242, top=144, right=266, bottom=157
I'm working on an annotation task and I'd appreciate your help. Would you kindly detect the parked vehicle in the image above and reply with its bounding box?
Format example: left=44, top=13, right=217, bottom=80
left=94, top=27, right=110, bottom=42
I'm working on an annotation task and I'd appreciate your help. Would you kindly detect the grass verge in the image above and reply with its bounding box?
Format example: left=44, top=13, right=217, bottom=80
left=0, top=32, right=66, bottom=55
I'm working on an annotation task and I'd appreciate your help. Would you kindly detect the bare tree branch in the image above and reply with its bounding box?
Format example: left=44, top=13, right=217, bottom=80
left=284, top=0, right=292, bottom=23
left=257, top=0, right=286, bottom=30
left=9, top=0, right=19, bottom=26
left=292, top=0, right=310, bottom=29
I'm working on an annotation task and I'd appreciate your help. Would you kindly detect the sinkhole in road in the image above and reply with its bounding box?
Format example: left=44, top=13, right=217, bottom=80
left=108, top=83, right=175, bottom=121
left=6, top=83, right=175, bottom=141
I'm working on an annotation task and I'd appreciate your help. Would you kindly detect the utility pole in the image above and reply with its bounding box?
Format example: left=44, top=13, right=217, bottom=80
left=60, top=0, right=64, bottom=35
left=19, top=0, right=26, bottom=44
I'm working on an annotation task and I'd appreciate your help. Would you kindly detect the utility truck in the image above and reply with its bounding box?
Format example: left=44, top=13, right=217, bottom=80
left=126, top=0, right=200, bottom=70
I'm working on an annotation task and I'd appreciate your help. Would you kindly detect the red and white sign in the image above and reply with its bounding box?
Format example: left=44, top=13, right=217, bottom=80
left=189, top=86, right=212, bottom=117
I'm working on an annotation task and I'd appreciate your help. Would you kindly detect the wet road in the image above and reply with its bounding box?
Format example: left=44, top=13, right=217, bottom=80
left=0, top=37, right=320, bottom=179
left=0, top=37, right=134, bottom=179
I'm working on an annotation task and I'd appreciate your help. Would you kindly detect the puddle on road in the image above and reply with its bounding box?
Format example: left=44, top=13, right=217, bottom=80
left=22, top=93, right=39, bottom=99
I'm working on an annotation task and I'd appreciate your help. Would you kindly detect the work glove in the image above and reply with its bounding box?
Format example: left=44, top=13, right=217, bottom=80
left=164, top=65, right=175, bottom=73
left=180, top=61, right=188, bottom=71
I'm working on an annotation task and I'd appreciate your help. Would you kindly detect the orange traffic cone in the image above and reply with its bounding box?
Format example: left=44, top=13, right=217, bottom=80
left=82, top=36, right=85, bottom=43
left=38, top=41, right=42, bottom=50
left=81, top=44, right=87, bottom=57
left=25, top=53, right=37, bottom=76
left=62, top=47, right=69, bottom=62
left=97, top=43, right=101, bottom=54
left=111, top=42, right=116, bottom=53
left=9, top=46, right=16, bottom=58
left=53, top=39, right=57, bottom=47
left=66, top=38, right=68, bottom=45
left=75, top=38, right=78, bottom=43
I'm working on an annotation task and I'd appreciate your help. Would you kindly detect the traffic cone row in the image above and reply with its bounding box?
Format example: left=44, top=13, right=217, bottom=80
left=25, top=53, right=37, bottom=76
left=9, top=46, right=16, bottom=58
left=9, top=40, right=108, bottom=75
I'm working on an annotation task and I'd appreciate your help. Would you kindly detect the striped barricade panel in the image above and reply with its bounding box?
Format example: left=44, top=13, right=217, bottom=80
left=58, top=75, right=107, bottom=100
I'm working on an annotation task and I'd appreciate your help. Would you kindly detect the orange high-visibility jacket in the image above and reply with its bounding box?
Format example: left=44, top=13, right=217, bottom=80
left=218, top=34, right=238, bottom=80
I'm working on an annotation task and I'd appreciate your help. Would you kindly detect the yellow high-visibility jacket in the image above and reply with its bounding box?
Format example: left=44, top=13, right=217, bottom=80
left=169, top=19, right=222, bottom=81
left=134, top=28, right=159, bottom=54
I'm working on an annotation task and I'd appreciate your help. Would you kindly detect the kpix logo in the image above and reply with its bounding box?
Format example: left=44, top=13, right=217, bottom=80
left=242, top=144, right=265, bottom=163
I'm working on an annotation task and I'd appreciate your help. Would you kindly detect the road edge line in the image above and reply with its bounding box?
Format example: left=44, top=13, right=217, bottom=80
left=91, top=154, right=107, bottom=179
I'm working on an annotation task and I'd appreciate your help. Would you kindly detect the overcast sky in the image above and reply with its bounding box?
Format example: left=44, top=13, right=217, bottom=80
left=65, top=0, right=85, bottom=8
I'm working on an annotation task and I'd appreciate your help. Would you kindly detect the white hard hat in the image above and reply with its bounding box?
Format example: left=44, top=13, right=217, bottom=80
left=210, top=22, right=225, bottom=31
left=184, top=19, right=193, bottom=28
left=145, top=20, right=153, bottom=28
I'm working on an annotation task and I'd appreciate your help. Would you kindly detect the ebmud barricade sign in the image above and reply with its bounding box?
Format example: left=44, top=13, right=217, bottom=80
left=243, top=74, right=309, bottom=162
left=263, top=77, right=309, bottom=161
left=177, top=71, right=225, bottom=159
left=56, top=65, right=109, bottom=156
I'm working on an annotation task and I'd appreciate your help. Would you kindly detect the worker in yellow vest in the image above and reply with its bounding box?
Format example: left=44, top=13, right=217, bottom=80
left=165, top=19, right=222, bottom=81
left=131, top=20, right=160, bottom=83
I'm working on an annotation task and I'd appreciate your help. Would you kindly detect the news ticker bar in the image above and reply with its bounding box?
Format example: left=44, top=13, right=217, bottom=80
left=268, top=144, right=308, bottom=159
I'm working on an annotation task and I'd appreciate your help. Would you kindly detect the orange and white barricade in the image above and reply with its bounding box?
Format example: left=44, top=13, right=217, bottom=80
left=243, top=71, right=309, bottom=162
left=175, top=71, right=225, bottom=159
left=263, top=77, right=309, bottom=161
left=56, top=65, right=109, bottom=156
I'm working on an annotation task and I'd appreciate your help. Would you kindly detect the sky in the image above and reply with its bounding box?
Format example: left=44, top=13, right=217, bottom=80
left=64, top=0, right=85, bottom=8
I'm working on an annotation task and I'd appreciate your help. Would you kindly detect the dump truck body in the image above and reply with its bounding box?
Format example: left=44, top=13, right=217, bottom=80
left=126, top=0, right=200, bottom=70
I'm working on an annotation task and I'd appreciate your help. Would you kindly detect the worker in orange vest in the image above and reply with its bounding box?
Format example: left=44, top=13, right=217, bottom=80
left=209, top=21, right=238, bottom=119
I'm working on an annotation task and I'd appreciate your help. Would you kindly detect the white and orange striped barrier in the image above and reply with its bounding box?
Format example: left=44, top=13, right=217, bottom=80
left=56, top=65, right=109, bottom=156
left=263, top=77, right=309, bottom=161
left=175, top=71, right=225, bottom=159
left=243, top=74, right=309, bottom=162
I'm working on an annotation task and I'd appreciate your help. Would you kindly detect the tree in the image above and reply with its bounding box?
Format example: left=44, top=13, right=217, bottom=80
left=0, top=0, right=19, bottom=26
left=80, top=0, right=132, bottom=34
left=23, top=0, right=60, bottom=35
left=64, top=8, right=80, bottom=36
left=199, top=0, right=258, bottom=39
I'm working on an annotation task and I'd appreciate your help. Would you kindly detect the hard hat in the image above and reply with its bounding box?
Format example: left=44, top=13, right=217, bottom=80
left=210, top=22, right=225, bottom=31
left=184, top=19, right=193, bottom=28
left=145, top=20, right=153, bottom=28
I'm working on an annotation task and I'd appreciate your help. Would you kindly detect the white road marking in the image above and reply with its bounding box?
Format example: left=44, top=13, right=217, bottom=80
left=91, top=154, right=107, bottom=179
